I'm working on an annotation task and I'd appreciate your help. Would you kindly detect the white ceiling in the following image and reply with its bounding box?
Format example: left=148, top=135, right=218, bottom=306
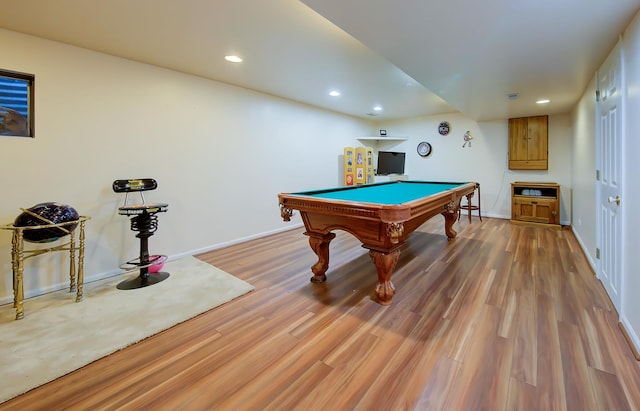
left=0, top=0, right=639, bottom=121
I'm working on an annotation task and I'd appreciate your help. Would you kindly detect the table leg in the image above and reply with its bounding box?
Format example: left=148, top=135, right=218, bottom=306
left=443, top=210, right=459, bottom=239
left=307, top=232, right=336, bottom=283
left=369, top=249, right=400, bottom=305
left=476, top=183, right=482, bottom=222
left=69, top=230, right=77, bottom=292
left=10, top=231, right=18, bottom=307
left=12, top=229, right=25, bottom=320
left=76, top=220, right=86, bottom=302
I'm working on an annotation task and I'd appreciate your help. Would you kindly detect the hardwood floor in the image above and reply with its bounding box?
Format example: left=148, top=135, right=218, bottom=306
left=3, top=217, right=639, bottom=410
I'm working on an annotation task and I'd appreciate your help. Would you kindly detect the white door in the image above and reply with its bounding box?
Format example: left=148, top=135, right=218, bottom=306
left=596, top=41, right=623, bottom=310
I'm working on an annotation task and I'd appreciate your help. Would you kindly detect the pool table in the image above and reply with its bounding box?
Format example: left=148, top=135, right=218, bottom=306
left=278, top=180, right=478, bottom=305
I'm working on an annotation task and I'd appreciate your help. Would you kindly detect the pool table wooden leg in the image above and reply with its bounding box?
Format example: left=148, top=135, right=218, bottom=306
left=369, top=249, right=399, bottom=305
left=307, top=232, right=336, bottom=283
left=442, top=210, right=459, bottom=239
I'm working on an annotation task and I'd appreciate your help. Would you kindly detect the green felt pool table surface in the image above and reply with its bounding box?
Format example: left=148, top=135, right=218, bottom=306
left=293, top=181, right=468, bottom=205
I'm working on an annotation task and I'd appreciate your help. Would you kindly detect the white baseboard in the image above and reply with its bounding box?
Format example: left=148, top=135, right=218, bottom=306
left=0, top=268, right=123, bottom=306
left=1, top=225, right=304, bottom=307
left=572, top=226, right=640, bottom=357
left=571, top=226, right=597, bottom=272
left=619, top=314, right=640, bottom=359
left=182, top=224, right=304, bottom=258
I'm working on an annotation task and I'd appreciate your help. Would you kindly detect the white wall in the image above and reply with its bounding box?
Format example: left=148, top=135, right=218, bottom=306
left=0, top=29, right=373, bottom=303
left=621, top=11, right=640, bottom=352
left=382, top=112, right=573, bottom=224
left=570, top=76, right=598, bottom=267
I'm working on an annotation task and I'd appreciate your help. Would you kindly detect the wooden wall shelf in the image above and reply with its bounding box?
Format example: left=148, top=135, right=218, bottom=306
left=357, top=136, right=408, bottom=142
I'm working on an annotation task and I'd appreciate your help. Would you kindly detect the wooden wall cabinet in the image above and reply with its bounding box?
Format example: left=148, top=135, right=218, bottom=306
left=508, top=115, right=548, bottom=170
left=511, top=182, right=560, bottom=228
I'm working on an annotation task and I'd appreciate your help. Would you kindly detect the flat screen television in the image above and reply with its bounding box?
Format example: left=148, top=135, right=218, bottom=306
left=376, top=151, right=405, bottom=175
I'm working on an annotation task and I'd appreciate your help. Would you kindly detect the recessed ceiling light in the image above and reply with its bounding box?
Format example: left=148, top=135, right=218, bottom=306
left=536, top=99, right=550, bottom=104
left=225, top=55, right=243, bottom=63
left=329, top=90, right=341, bottom=97
left=373, top=106, right=383, bottom=111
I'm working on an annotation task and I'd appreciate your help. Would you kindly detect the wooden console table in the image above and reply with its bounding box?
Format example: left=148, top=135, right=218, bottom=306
left=511, top=182, right=560, bottom=228
left=1, top=216, right=90, bottom=320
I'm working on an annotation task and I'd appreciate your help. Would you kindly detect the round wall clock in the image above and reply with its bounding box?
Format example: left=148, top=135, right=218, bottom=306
left=417, top=141, right=432, bottom=157
left=438, top=121, right=450, bottom=136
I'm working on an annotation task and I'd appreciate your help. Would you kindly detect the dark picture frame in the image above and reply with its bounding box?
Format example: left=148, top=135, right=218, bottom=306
left=0, top=68, right=35, bottom=138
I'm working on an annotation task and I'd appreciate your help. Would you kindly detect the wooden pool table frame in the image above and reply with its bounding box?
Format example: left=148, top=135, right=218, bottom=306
left=278, top=181, right=478, bottom=305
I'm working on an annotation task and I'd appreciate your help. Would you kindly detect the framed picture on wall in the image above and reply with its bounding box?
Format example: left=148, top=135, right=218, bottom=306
left=0, top=69, right=35, bottom=138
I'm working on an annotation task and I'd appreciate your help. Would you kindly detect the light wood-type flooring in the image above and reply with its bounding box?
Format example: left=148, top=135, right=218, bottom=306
left=2, top=217, right=640, bottom=410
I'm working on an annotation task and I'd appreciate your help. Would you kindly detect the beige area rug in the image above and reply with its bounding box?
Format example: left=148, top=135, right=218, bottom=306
left=0, top=256, right=254, bottom=404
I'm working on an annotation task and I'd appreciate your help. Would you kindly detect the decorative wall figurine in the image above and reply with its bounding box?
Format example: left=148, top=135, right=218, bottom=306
left=462, top=130, right=473, bottom=147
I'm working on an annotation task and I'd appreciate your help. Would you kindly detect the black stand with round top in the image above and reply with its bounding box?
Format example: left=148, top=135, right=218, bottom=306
left=113, top=179, right=169, bottom=290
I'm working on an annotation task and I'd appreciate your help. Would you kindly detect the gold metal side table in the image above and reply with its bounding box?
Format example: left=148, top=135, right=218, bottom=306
left=1, top=216, right=90, bottom=320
